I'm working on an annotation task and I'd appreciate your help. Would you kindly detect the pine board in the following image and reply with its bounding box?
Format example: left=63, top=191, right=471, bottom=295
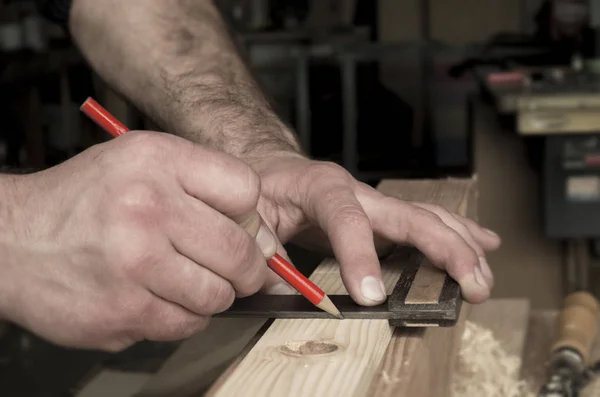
left=136, top=178, right=477, bottom=397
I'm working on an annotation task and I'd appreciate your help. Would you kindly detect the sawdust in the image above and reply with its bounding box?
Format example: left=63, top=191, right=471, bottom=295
left=452, top=321, right=536, bottom=397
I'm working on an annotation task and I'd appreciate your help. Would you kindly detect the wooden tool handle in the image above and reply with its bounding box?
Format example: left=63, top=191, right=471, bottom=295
left=552, top=291, right=599, bottom=364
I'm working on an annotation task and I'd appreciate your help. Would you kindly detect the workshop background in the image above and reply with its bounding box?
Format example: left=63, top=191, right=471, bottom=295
left=1, top=0, right=599, bottom=395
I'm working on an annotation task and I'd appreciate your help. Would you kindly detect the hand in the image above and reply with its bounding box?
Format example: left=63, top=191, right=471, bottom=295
left=0, top=131, right=277, bottom=351
left=250, top=153, right=501, bottom=305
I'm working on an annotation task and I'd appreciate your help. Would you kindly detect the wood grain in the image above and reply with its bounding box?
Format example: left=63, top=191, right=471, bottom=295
left=404, top=260, right=446, bottom=304
left=366, top=304, right=471, bottom=397
left=136, top=178, right=477, bottom=397
left=207, top=178, right=476, bottom=397
left=365, top=178, right=478, bottom=397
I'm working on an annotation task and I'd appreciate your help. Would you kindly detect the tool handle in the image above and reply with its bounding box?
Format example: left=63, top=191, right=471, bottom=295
left=552, top=291, right=599, bottom=364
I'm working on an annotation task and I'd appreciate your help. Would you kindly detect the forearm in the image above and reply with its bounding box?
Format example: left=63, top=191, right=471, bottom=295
left=69, top=0, right=302, bottom=161
left=0, top=174, right=26, bottom=320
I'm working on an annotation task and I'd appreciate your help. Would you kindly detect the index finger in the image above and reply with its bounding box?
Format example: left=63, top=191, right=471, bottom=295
left=308, top=185, right=386, bottom=306
left=173, top=137, right=262, bottom=218
left=360, top=191, right=490, bottom=303
left=171, top=138, right=278, bottom=257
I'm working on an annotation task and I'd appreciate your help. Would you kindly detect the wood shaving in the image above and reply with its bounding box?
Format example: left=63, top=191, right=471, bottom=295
left=452, top=321, right=535, bottom=397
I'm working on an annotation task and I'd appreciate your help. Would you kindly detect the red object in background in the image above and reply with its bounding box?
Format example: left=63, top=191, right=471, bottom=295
left=486, top=71, right=525, bottom=86
left=79, top=97, right=335, bottom=314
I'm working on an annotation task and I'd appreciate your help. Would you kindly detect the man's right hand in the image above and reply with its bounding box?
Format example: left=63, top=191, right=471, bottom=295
left=0, top=131, right=276, bottom=351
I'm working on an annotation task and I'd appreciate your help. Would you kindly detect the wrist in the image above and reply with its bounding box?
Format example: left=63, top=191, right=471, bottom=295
left=166, top=82, right=304, bottom=160
left=244, top=150, right=309, bottom=175
left=0, top=174, right=28, bottom=320
left=0, top=174, right=26, bottom=239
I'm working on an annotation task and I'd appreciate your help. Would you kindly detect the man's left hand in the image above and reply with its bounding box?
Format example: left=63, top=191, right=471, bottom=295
left=251, top=154, right=501, bottom=306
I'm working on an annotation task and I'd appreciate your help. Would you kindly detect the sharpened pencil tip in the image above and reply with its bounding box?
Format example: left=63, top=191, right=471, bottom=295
left=316, top=295, right=344, bottom=319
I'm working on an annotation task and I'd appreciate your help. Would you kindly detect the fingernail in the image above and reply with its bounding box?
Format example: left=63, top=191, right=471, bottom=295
left=484, top=228, right=499, bottom=237
left=266, top=283, right=296, bottom=295
left=460, top=267, right=490, bottom=303
left=360, top=276, right=386, bottom=304
left=256, top=224, right=277, bottom=258
left=479, top=257, right=494, bottom=287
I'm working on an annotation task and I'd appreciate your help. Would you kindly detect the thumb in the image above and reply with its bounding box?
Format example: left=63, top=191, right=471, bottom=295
left=233, top=211, right=278, bottom=259
left=234, top=212, right=296, bottom=294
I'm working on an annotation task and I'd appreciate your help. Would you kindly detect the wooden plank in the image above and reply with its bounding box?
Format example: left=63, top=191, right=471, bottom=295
left=205, top=178, right=475, bottom=397
left=136, top=178, right=476, bottom=397
left=364, top=178, right=478, bottom=397
left=366, top=303, right=471, bottom=397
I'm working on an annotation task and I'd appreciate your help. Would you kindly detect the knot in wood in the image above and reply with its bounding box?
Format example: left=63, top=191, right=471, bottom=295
left=279, top=340, right=338, bottom=356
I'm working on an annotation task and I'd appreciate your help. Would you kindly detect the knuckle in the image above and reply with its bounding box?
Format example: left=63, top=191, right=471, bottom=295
left=156, top=316, right=209, bottom=341
left=446, top=227, right=470, bottom=247
left=329, top=205, right=370, bottom=228
left=196, top=280, right=235, bottom=314
left=74, top=301, right=140, bottom=351
left=235, top=268, right=265, bottom=297
left=208, top=281, right=236, bottom=313
left=180, top=316, right=210, bottom=338
left=120, top=295, right=153, bottom=328
left=454, top=250, right=480, bottom=276
left=159, top=317, right=209, bottom=341
left=231, top=166, right=261, bottom=212
left=228, top=231, right=258, bottom=275
left=224, top=233, right=265, bottom=296
left=124, top=131, right=164, bottom=158
left=306, top=162, right=349, bottom=183
left=410, top=206, right=443, bottom=226
left=115, top=239, right=160, bottom=280
left=115, top=181, right=164, bottom=216
left=459, top=215, right=475, bottom=227
left=120, top=131, right=180, bottom=171
left=430, top=204, right=450, bottom=218
left=445, top=232, right=479, bottom=267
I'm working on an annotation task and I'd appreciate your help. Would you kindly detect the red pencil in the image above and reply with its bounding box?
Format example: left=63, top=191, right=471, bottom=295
left=80, top=97, right=343, bottom=319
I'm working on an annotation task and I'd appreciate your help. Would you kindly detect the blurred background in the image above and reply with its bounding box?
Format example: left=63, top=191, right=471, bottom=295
left=2, top=0, right=600, bottom=395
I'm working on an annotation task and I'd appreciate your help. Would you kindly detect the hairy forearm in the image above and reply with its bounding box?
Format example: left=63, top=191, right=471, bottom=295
left=70, top=0, right=301, bottom=160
